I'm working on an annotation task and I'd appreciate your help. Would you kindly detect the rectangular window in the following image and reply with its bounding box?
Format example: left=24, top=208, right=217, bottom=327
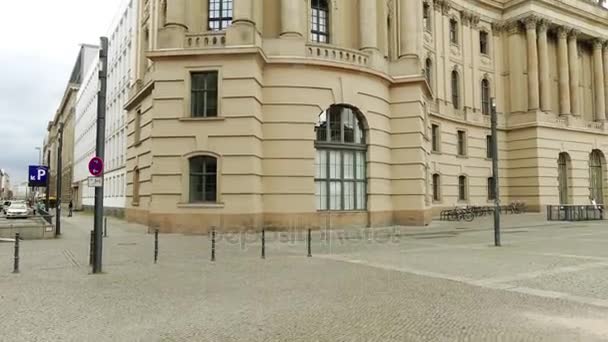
left=486, top=135, right=493, bottom=159
left=450, top=19, right=458, bottom=45
left=423, top=3, right=432, bottom=32
left=457, top=130, right=466, bottom=156
left=458, top=176, right=467, bottom=201
left=488, top=177, right=496, bottom=200
left=431, top=124, right=440, bottom=152
left=134, top=109, right=141, bottom=145
left=480, top=31, right=489, bottom=54
left=432, top=174, right=440, bottom=201
left=191, top=72, right=218, bottom=118
left=208, top=0, right=233, bottom=31
left=311, top=0, right=329, bottom=43
left=315, top=149, right=366, bottom=211
left=132, top=168, right=140, bottom=205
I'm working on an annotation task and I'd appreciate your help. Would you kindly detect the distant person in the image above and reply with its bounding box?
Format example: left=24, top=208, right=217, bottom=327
left=68, top=200, right=73, bottom=217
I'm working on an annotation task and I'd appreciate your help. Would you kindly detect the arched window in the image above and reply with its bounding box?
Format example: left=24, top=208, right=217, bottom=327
left=589, top=150, right=605, bottom=204
left=432, top=173, right=440, bottom=201
left=189, top=156, right=218, bottom=202
left=558, top=152, right=571, bottom=205
left=311, top=0, right=330, bottom=43
left=481, top=78, right=490, bottom=115
left=208, top=0, right=233, bottom=31
left=451, top=70, right=460, bottom=109
left=315, top=105, right=366, bottom=211
left=425, top=58, right=433, bottom=89
left=458, top=175, right=467, bottom=201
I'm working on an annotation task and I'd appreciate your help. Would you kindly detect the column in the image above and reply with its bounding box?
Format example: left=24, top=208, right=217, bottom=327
left=359, top=0, right=378, bottom=51
left=568, top=30, right=580, bottom=116
left=165, top=0, right=187, bottom=29
left=538, top=19, right=551, bottom=112
left=433, top=1, right=445, bottom=101
left=603, top=43, right=608, bottom=118
left=233, top=0, right=254, bottom=25
left=461, top=11, right=473, bottom=111
left=280, top=0, right=303, bottom=38
left=399, top=0, right=421, bottom=58
left=525, top=16, right=539, bottom=111
left=557, top=26, right=571, bottom=115
left=507, top=20, right=524, bottom=113
left=593, top=39, right=606, bottom=121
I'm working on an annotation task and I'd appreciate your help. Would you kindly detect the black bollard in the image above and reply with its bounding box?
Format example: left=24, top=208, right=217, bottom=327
left=261, top=228, right=265, bottom=259
left=211, top=228, right=216, bottom=262
left=89, top=230, right=94, bottom=266
left=154, top=229, right=159, bottom=264
left=307, top=229, right=312, bottom=257
left=13, top=233, right=20, bottom=274
left=104, top=217, right=108, bottom=238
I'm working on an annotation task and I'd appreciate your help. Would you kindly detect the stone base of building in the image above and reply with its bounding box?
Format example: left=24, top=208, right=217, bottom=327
left=126, top=209, right=433, bottom=234
left=81, top=205, right=126, bottom=219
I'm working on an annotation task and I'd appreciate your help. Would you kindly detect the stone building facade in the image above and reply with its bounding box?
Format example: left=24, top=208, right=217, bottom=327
left=124, top=0, right=608, bottom=233
left=44, top=44, right=98, bottom=205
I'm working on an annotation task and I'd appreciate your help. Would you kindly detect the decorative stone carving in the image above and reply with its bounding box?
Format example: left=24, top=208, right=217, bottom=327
left=523, top=16, right=538, bottom=30
left=491, top=21, right=505, bottom=35
left=505, top=20, right=521, bottom=35
left=557, top=26, right=570, bottom=39
left=537, top=19, right=549, bottom=33
left=441, top=0, right=451, bottom=15
left=593, top=38, right=605, bottom=49
left=569, top=29, right=580, bottom=39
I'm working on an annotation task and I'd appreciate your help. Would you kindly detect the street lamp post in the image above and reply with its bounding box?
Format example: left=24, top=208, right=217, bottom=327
left=491, top=98, right=501, bottom=247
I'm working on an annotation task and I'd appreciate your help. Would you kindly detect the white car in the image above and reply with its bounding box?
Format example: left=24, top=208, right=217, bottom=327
left=6, top=203, right=29, bottom=219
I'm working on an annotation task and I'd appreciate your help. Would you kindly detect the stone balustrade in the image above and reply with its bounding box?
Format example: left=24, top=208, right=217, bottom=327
left=306, top=44, right=370, bottom=67
left=185, top=32, right=226, bottom=49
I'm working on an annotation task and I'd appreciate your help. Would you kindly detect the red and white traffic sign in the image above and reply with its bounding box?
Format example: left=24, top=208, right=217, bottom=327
left=88, top=157, right=104, bottom=177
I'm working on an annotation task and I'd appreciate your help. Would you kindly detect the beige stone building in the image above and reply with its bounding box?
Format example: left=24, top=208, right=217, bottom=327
left=124, top=0, right=608, bottom=233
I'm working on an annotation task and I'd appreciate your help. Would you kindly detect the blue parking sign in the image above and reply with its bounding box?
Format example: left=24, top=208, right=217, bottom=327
left=28, top=165, right=49, bottom=187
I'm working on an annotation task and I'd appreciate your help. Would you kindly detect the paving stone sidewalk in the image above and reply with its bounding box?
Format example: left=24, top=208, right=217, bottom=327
left=1, top=213, right=607, bottom=341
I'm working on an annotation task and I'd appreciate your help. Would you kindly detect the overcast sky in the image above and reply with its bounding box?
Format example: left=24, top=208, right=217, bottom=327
left=0, top=0, right=124, bottom=186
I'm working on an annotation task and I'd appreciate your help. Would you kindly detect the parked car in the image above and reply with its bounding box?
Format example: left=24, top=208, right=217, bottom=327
left=6, top=203, right=29, bottom=219
left=2, top=201, right=12, bottom=214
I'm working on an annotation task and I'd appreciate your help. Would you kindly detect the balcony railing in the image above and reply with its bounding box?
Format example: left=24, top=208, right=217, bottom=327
left=185, top=32, right=226, bottom=49
left=306, top=44, right=369, bottom=67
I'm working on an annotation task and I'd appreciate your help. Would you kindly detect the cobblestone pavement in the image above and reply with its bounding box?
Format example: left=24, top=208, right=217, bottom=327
left=1, top=213, right=608, bottom=341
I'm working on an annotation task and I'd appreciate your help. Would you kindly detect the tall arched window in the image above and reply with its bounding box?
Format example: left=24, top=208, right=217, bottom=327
left=425, top=58, right=433, bottom=89
left=481, top=78, right=490, bottom=115
left=208, top=0, right=233, bottom=31
left=432, top=173, right=440, bottom=201
left=315, top=105, right=366, bottom=211
left=558, top=152, right=571, bottom=205
left=189, top=156, right=218, bottom=202
left=311, top=0, right=330, bottom=43
left=451, top=70, right=460, bottom=109
left=458, top=175, right=467, bottom=201
left=589, top=150, right=605, bottom=204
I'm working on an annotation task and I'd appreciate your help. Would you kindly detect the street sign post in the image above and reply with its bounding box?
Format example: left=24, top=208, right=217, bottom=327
left=28, top=165, right=49, bottom=187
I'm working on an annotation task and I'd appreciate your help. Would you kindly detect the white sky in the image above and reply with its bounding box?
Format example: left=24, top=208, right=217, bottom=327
left=0, top=0, right=124, bottom=185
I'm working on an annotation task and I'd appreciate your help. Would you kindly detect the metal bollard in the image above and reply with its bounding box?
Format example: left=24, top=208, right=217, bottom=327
left=13, top=233, right=20, bottom=274
left=154, top=229, right=159, bottom=264
left=307, top=229, right=312, bottom=257
left=104, top=217, right=108, bottom=238
left=211, top=228, right=216, bottom=262
left=89, top=230, right=94, bottom=266
left=261, top=228, right=265, bottom=259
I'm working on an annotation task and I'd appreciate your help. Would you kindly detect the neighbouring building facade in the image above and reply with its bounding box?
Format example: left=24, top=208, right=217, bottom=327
left=124, top=0, right=608, bottom=233
left=45, top=44, right=98, bottom=206
left=0, top=169, right=11, bottom=200
left=73, top=0, right=138, bottom=216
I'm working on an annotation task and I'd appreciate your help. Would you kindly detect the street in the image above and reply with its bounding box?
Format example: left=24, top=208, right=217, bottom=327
left=1, top=213, right=608, bottom=341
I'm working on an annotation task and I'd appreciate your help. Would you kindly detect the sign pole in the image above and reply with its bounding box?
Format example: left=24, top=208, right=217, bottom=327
left=56, top=123, right=63, bottom=236
left=93, top=37, right=108, bottom=274
left=45, top=151, right=50, bottom=211
left=491, top=98, right=501, bottom=247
